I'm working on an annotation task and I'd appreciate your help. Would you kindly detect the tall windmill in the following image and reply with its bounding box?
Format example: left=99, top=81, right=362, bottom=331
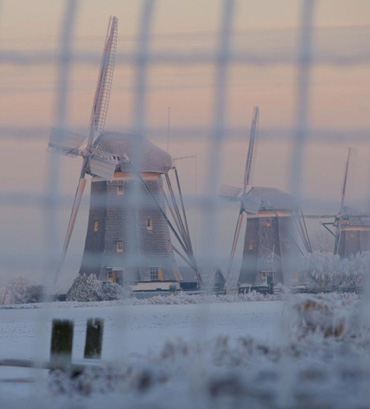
left=49, top=17, right=200, bottom=290
left=221, top=107, right=311, bottom=288
left=49, top=16, right=119, bottom=281
left=315, top=147, right=370, bottom=258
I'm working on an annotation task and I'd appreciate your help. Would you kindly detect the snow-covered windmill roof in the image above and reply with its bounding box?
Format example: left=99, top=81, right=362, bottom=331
left=220, top=184, right=298, bottom=212
left=247, top=187, right=298, bottom=211
left=95, top=132, right=172, bottom=174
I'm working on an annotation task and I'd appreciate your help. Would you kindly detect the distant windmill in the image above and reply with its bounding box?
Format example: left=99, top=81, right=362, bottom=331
left=221, top=107, right=311, bottom=288
left=49, top=16, right=200, bottom=290
left=313, top=147, right=370, bottom=258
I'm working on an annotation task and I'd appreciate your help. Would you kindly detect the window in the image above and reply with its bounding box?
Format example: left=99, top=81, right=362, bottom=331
left=150, top=267, right=159, bottom=280
left=94, top=220, right=99, bottom=232
left=107, top=271, right=113, bottom=282
left=266, top=219, right=272, bottom=227
left=146, top=217, right=153, bottom=231
left=248, top=242, right=254, bottom=251
left=117, top=184, right=124, bottom=195
left=116, top=240, right=123, bottom=253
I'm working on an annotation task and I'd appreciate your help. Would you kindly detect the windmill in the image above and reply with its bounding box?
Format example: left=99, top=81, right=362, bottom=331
left=310, top=147, right=370, bottom=258
left=49, top=16, right=200, bottom=290
left=221, top=107, right=311, bottom=288
left=49, top=16, right=119, bottom=281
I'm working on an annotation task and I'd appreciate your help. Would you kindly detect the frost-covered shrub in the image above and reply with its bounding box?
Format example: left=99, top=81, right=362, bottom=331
left=101, top=281, right=126, bottom=301
left=302, top=251, right=370, bottom=289
left=66, top=274, right=123, bottom=302
left=0, top=277, right=43, bottom=305
left=285, top=293, right=356, bottom=340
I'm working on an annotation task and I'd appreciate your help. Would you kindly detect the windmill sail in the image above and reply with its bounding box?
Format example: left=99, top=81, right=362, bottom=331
left=89, top=16, right=118, bottom=144
left=334, top=147, right=356, bottom=256
left=242, top=106, right=259, bottom=195
left=48, top=127, right=86, bottom=156
left=55, top=177, right=87, bottom=278
left=339, top=147, right=355, bottom=214
left=89, top=157, right=117, bottom=180
left=219, top=184, right=242, bottom=200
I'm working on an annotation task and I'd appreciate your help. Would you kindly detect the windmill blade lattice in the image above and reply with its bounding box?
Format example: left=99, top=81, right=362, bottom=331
left=89, top=16, right=118, bottom=141
left=243, top=106, right=259, bottom=194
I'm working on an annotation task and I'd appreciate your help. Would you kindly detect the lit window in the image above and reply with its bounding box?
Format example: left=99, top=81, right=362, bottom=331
left=150, top=267, right=159, bottom=280
left=248, top=242, right=254, bottom=251
left=146, top=218, right=153, bottom=231
left=117, top=184, right=124, bottom=195
left=266, top=219, right=272, bottom=227
left=116, top=241, right=123, bottom=253
left=94, top=220, right=99, bottom=232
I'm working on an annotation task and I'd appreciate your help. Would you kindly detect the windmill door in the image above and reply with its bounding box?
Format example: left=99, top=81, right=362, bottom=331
left=113, top=270, right=124, bottom=285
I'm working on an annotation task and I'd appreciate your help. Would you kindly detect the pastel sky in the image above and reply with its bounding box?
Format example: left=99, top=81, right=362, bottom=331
left=0, top=0, right=369, bottom=288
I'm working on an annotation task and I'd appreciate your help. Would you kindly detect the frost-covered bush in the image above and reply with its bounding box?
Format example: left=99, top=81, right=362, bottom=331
left=130, top=291, right=280, bottom=305
left=66, top=274, right=123, bottom=302
left=0, top=277, right=43, bottom=305
left=285, top=293, right=357, bottom=340
left=302, top=251, right=370, bottom=290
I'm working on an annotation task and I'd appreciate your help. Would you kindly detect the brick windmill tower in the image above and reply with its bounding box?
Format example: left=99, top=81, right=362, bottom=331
left=49, top=17, right=200, bottom=290
left=221, top=107, right=311, bottom=288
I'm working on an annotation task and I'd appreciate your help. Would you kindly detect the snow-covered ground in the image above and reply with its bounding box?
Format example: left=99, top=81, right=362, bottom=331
left=0, top=295, right=369, bottom=409
left=0, top=300, right=283, bottom=362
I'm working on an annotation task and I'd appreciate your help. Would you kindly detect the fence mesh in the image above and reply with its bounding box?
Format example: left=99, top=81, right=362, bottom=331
left=0, top=0, right=369, bottom=405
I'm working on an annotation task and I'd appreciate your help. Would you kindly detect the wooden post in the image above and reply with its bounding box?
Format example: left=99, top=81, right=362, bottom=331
left=84, top=318, right=104, bottom=359
left=50, top=319, right=74, bottom=368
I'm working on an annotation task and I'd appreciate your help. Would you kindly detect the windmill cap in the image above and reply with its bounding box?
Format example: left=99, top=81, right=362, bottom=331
left=220, top=184, right=298, bottom=211
left=95, top=132, right=172, bottom=174
left=245, top=187, right=298, bottom=211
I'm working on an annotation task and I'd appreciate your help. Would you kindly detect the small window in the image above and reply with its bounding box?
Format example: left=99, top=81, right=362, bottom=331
left=150, top=267, right=159, bottom=280
left=94, top=220, right=99, bottom=232
left=146, top=218, right=153, bottom=231
left=248, top=242, right=254, bottom=251
left=266, top=219, right=272, bottom=227
left=107, top=271, right=113, bottom=282
left=116, top=240, right=123, bottom=253
left=117, top=184, right=124, bottom=195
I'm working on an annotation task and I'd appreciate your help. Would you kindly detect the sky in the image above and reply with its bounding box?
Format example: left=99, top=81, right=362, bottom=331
left=0, top=0, right=369, bottom=288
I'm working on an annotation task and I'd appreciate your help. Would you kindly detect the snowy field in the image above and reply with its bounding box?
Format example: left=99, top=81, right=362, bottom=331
left=0, top=295, right=369, bottom=409
left=0, top=300, right=283, bottom=361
